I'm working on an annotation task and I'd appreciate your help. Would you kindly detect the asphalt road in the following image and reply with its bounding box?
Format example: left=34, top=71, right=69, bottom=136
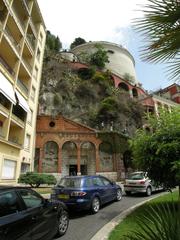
left=55, top=191, right=164, bottom=240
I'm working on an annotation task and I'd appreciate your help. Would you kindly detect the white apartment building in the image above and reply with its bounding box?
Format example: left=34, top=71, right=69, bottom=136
left=0, top=0, right=46, bottom=184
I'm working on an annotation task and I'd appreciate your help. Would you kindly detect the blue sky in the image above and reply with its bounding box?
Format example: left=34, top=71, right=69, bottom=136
left=38, top=0, right=174, bottom=92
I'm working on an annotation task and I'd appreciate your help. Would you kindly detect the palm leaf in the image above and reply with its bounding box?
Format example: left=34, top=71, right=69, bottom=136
left=124, top=202, right=180, bottom=240
left=133, top=0, right=180, bottom=82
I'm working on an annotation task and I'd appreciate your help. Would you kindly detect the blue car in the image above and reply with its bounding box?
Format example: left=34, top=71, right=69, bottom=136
left=51, top=175, right=122, bottom=213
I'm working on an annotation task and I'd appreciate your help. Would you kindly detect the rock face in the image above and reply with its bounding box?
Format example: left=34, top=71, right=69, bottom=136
left=39, top=52, right=144, bottom=137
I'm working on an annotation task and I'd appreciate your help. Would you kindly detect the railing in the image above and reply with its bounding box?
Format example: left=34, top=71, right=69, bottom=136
left=17, top=78, right=29, bottom=95
left=26, top=34, right=36, bottom=51
left=22, top=57, right=32, bottom=74
left=0, top=103, right=10, bottom=116
left=21, top=0, right=31, bottom=15
left=11, top=6, right=26, bottom=33
left=8, top=137, right=22, bottom=147
left=0, top=55, right=15, bottom=76
left=11, top=113, right=25, bottom=128
left=4, top=26, right=21, bottom=53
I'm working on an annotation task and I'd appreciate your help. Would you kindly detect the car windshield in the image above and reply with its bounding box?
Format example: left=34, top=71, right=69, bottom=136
left=58, top=178, right=82, bottom=188
left=127, top=172, right=145, bottom=180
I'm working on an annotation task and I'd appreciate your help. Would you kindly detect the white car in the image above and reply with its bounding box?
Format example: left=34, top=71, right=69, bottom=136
left=124, top=171, right=163, bottom=196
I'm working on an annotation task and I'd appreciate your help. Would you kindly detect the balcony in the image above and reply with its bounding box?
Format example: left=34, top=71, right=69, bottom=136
left=17, top=78, right=28, bottom=96
left=4, top=26, right=21, bottom=54
left=11, top=113, right=25, bottom=128
left=0, top=55, right=15, bottom=76
left=20, top=0, right=31, bottom=16
left=12, top=103, right=27, bottom=123
left=8, top=121, right=24, bottom=147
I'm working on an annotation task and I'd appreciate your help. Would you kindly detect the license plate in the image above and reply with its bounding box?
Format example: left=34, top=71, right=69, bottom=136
left=58, top=194, right=69, bottom=199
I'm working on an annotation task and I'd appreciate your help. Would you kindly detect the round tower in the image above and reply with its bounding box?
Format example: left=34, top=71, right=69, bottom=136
left=72, top=41, right=139, bottom=85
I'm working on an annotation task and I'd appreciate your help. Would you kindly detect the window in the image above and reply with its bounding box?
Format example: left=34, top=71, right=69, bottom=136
left=27, top=109, right=33, bottom=124
left=33, top=66, right=38, bottom=80
left=18, top=190, right=42, bottom=208
left=84, top=178, right=93, bottom=187
left=2, top=159, right=17, bottom=179
left=92, top=177, right=104, bottom=187
left=37, top=48, right=41, bottom=61
left=101, top=177, right=111, bottom=186
left=30, top=86, right=36, bottom=101
left=24, top=134, right=31, bottom=150
left=0, top=191, right=21, bottom=217
left=21, top=163, right=30, bottom=173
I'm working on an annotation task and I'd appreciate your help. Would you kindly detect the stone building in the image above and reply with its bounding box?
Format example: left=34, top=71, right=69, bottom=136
left=35, top=115, right=125, bottom=181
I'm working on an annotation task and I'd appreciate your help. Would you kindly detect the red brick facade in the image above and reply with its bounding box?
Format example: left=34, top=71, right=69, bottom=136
left=35, top=115, right=125, bottom=181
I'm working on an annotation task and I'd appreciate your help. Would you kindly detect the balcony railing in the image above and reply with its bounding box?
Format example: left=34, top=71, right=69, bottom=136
left=0, top=103, right=10, bottom=116
left=26, top=34, right=36, bottom=52
left=0, top=55, right=15, bottom=76
left=4, top=26, right=21, bottom=53
left=11, top=113, right=25, bottom=128
left=8, top=136, right=22, bottom=147
left=11, top=6, right=26, bottom=33
left=22, top=58, right=32, bottom=74
left=17, top=78, right=29, bottom=95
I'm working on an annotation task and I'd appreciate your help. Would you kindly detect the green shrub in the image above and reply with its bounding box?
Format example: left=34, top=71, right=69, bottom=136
left=18, top=172, right=57, bottom=188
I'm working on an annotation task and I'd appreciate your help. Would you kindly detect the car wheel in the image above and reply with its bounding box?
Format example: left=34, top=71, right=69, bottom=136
left=56, top=210, right=69, bottom=236
left=91, top=197, right=100, bottom=214
left=146, top=186, right=152, bottom=196
left=116, top=189, right=122, bottom=201
left=125, top=191, right=131, bottom=196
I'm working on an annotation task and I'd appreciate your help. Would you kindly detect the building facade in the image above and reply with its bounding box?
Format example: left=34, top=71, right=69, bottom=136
left=0, top=0, right=46, bottom=184
left=35, top=115, right=125, bottom=181
left=154, top=83, right=180, bottom=104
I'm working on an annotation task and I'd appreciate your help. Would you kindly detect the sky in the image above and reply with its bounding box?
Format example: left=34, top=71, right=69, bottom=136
left=38, top=0, right=174, bottom=92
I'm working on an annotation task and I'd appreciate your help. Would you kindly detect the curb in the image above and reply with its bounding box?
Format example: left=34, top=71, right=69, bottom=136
left=90, top=191, right=169, bottom=240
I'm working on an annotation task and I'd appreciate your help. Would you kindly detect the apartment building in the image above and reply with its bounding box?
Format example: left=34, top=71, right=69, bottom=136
left=0, top=0, right=46, bottom=184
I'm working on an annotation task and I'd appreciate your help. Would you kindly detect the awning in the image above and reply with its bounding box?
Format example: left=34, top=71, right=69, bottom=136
left=0, top=71, right=16, bottom=104
left=15, top=90, right=30, bottom=113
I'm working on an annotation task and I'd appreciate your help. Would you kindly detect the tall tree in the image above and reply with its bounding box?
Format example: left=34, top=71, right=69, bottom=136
left=70, top=37, right=86, bottom=49
left=45, top=30, right=62, bottom=53
left=130, top=108, right=180, bottom=196
left=134, top=0, right=180, bottom=82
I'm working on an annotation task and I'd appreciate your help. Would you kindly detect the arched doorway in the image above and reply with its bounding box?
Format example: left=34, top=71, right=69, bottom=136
left=118, top=82, right=129, bottom=92
left=99, top=142, right=114, bottom=171
left=132, top=88, right=138, bottom=98
left=81, top=142, right=96, bottom=175
left=62, top=141, right=77, bottom=176
left=43, top=141, right=58, bottom=173
left=123, top=151, right=133, bottom=177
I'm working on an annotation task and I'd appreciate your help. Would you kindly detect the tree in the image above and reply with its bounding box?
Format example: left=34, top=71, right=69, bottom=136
left=70, top=37, right=86, bottom=49
left=134, top=0, right=180, bottom=82
left=45, top=30, right=62, bottom=53
left=90, top=44, right=109, bottom=69
left=130, top=108, right=180, bottom=196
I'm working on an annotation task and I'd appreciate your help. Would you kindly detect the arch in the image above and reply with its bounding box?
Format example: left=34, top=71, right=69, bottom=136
left=80, top=142, right=96, bottom=175
left=123, top=151, right=132, bottom=175
left=62, top=141, right=77, bottom=176
left=132, top=88, right=138, bottom=98
left=43, top=141, right=58, bottom=173
left=118, top=82, right=129, bottom=92
left=99, top=142, right=114, bottom=171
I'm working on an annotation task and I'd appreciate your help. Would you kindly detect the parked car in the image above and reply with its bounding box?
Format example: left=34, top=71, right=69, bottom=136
left=0, top=186, right=69, bottom=240
left=124, top=171, right=163, bottom=196
left=51, top=175, right=122, bottom=213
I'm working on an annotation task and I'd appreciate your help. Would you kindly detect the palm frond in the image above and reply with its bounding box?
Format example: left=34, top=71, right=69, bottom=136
left=133, top=0, right=180, bottom=82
